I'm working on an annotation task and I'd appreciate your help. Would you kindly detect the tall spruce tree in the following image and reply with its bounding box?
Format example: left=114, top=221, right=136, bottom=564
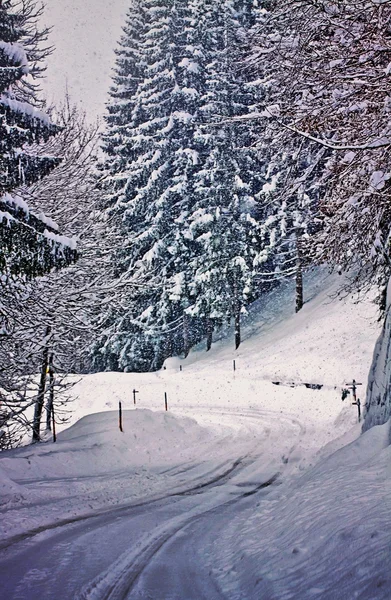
left=185, top=0, right=265, bottom=349
left=253, top=141, right=328, bottom=312
left=98, top=0, right=203, bottom=370
left=97, top=0, right=266, bottom=371
left=0, top=0, right=77, bottom=278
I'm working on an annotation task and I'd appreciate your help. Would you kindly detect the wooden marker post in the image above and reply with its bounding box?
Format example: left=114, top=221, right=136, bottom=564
left=346, top=380, right=363, bottom=423
left=165, top=392, right=168, bottom=412
left=133, top=389, right=139, bottom=406
left=353, top=398, right=362, bottom=422
left=233, top=360, right=236, bottom=372
left=119, top=401, right=123, bottom=432
left=52, top=406, right=57, bottom=443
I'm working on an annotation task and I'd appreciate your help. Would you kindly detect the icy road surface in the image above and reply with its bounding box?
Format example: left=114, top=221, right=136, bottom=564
left=0, top=403, right=304, bottom=599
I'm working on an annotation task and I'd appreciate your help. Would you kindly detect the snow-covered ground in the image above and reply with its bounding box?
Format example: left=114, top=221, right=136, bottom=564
left=1, top=270, right=390, bottom=599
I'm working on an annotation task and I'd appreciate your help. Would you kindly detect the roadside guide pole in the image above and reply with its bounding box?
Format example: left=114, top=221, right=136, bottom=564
left=346, top=379, right=363, bottom=422
left=119, top=401, right=123, bottom=432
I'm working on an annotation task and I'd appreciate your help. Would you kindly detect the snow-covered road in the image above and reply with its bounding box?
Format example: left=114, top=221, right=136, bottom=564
left=0, top=405, right=301, bottom=599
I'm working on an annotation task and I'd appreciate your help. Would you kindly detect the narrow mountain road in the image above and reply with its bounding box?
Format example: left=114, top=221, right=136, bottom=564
left=0, top=406, right=303, bottom=600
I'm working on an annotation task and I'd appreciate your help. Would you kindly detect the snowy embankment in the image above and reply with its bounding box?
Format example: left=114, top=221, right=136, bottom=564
left=363, top=277, right=391, bottom=432
left=0, top=270, right=390, bottom=599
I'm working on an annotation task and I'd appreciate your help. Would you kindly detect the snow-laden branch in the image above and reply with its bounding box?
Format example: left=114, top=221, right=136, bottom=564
left=212, top=110, right=391, bottom=152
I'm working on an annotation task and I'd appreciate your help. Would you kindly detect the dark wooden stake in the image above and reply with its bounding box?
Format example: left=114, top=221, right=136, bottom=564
left=233, top=360, right=236, bottom=372
left=165, top=392, right=168, bottom=412
left=52, top=405, right=57, bottom=443
left=354, top=398, right=362, bottom=422
left=346, top=379, right=363, bottom=405
left=32, top=325, right=51, bottom=442
left=133, top=389, right=139, bottom=405
left=346, top=379, right=363, bottom=423
left=180, top=365, right=182, bottom=372
left=119, top=401, right=123, bottom=432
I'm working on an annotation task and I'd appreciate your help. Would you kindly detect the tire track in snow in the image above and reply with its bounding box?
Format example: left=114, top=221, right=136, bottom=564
left=0, top=406, right=302, bottom=600
left=75, top=473, right=280, bottom=600
left=0, top=454, right=249, bottom=553
left=73, top=408, right=303, bottom=599
left=0, top=406, right=302, bottom=554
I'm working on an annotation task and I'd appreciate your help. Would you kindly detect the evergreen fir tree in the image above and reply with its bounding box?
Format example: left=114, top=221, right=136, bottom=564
left=254, top=142, right=328, bottom=312
left=98, top=0, right=205, bottom=370
left=185, top=0, right=265, bottom=349
left=97, top=0, right=267, bottom=370
left=0, top=0, right=77, bottom=278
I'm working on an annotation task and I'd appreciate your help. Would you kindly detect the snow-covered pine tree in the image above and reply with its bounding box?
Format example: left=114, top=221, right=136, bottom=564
left=127, top=0, right=206, bottom=365
left=97, top=0, right=266, bottom=370
left=185, top=0, right=265, bottom=349
left=0, top=0, right=77, bottom=278
left=253, top=141, right=327, bottom=313
left=100, top=1, right=146, bottom=193
left=97, top=0, right=206, bottom=370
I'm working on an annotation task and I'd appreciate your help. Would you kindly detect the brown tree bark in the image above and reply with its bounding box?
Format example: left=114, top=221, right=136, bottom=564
left=295, top=231, right=304, bottom=313
left=206, top=318, right=214, bottom=352
left=233, top=284, right=241, bottom=350
left=32, top=325, right=51, bottom=442
left=46, top=353, right=54, bottom=430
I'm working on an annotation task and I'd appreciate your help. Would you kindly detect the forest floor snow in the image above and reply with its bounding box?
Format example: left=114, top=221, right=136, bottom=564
left=0, top=270, right=390, bottom=599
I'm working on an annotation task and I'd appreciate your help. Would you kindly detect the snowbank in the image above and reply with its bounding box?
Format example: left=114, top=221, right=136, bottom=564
left=215, top=421, right=391, bottom=600
left=363, top=287, right=391, bottom=433
left=0, top=409, right=215, bottom=542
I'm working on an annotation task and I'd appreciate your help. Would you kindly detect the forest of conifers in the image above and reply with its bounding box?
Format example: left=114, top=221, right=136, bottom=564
left=1, top=0, right=391, bottom=446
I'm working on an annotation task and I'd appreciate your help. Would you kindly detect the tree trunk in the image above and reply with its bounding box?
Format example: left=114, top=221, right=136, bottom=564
left=235, top=308, right=241, bottom=350
left=46, top=353, right=54, bottom=430
left=32, top=325, right=51, bottom=442
left=295, top=232, right=304, bottom=313
left=183, top=313, right=190, bottom=358
left=233, top=285, right=241, bottom=350
left=206, top=318, right=213, bottom=352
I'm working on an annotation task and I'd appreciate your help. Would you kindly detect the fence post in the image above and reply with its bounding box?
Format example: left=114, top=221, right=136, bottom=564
left=165, top=392, right=168, bottom=412
left=346, top=379, right=363, bottom=423
left=352, top=398, right=361, bottom=422
left=233, top=360, right=236, bottom=372
left=133, top=389, right=139, bottom=406
left=52, top=405, right=57, bottom=443
left=119, top=401, right=123, bottom=432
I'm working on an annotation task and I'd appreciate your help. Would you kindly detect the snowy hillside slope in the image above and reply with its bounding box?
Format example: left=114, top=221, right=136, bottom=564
left=0, top=269, right=389, bottom=600
left=172, top=268, right=379, bottom=386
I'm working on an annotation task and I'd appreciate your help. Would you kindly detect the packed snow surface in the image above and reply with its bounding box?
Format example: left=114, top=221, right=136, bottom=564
left=0, top=270, right=390, bottom=599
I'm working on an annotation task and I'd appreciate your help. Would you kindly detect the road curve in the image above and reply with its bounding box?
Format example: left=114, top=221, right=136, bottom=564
left=0, top=407, right=303, bottom=600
